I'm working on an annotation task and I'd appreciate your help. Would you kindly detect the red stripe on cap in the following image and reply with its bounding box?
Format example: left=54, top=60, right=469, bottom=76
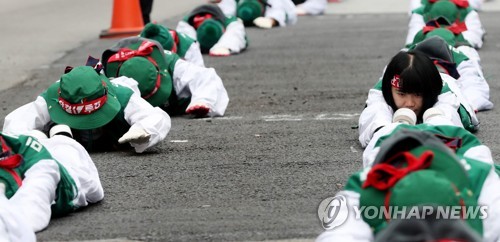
left=58, top=83, right=108, bottom=115
left=108, top=41, right=156, bottom=63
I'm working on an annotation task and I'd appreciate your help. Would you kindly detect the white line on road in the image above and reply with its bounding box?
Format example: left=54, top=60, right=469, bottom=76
left=196, top=113, right=360, bottom=122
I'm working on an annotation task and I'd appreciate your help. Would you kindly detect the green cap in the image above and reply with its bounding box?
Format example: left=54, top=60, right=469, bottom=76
left=45, top=66, right=121, bottom=130
left=196, top=18, right=225, bottom=51
left=426, top=28, right=457, bottom=46
left=140, top=23, right=175, bottom=51
left=425, top=0, right=459, bottom=24
left=237, top=0, right=265, bottom=25
left=118, top=57, right=173, bottom=107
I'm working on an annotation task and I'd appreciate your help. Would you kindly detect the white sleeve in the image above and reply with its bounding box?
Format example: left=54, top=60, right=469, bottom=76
left=2, top=96, right=51, bottom=135
left=217, top=0, right=237, bottom=16
left=439, top=74, right=479, bottom=129
left=9, top=159, right=60, bottom=232
left=456, top=59, right=492, bottom=111
left=457, top=45, right=481, bottom=64
left=173, top=59, right=229, bottom=117
left=468, top=0, right=483, bottom=11
left=176, top=20, right=197, bottom=40
left=110, top=76, right=141, bottom=95
left=438, top=73, right=479, bottom=129
left=478, top=168, right=500, bottom=242
left=405, top=13, right=425, bottom=45
left=40, top=135, right=104, bottom=205
left=265, top=0, right=297, bottom=27
left=463, top=145, right=494, bottom=165
left=433, top=91, right=464, bottom=128
left=0, top=194, right=36, bottom=241
left=409, top=0, right=422, bottom=13
left=462, top=11, right=485, bottom=49
left=296, top=0, right=327, bottom=15
left=123, top=92, right=171, bottom=153
left=316, top=191, right=374, bottom=242
left=358, top=89, right=394, bottom=148
left=211, top=20, right=247, bottom=54
left=184, top=42, right=205, bottom=67
left=362, top=123, right=401, bottom=168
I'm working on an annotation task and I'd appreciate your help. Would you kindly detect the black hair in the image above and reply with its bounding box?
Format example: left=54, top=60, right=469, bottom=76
left=382, top=50, right=442, bottom=119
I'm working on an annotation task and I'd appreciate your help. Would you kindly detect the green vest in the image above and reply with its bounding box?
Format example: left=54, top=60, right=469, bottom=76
left=1, top=133, right=77, bottom=216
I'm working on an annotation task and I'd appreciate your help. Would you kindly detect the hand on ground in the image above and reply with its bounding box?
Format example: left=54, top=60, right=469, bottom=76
left=253, top=17, right=276, bottom=29
left=118, top=127, right=151, bottom=144
left=186, top=103, right=211, bottom=118
left=210, top=47, right=231, bottom=57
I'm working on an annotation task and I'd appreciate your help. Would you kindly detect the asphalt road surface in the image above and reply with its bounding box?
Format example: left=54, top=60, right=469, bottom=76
left=1, top=3, right=500, bottom=242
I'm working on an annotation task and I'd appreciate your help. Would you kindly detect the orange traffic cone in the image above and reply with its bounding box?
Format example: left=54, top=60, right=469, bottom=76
left=100, top=0, right=145, bottom=38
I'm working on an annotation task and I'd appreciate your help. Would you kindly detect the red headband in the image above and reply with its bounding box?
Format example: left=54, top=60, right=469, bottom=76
left=391, top=75, right=401, bottom=89
left=58, top=82, right=108, bottom=115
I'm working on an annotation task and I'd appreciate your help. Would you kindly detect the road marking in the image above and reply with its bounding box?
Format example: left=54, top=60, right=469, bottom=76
left=196, top=113, right=360, bottom=122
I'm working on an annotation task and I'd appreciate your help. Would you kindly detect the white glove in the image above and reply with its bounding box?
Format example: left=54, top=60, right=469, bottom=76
left=186, top=103, right=211, bottom=118
left=209, top=47, right=231, bottom=56
left=118, top=127, right=151, bottom=144
left=295, top=6, right=308, bottom=16
left=253, top=17, right=275, bottom=29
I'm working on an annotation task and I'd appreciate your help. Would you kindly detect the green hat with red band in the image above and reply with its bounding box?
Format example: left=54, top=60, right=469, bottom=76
left=359, top=129, right=482, bottom=234
left=44, top=66, right=121, bottom=130
left=102, top=37, right=173, bottom=107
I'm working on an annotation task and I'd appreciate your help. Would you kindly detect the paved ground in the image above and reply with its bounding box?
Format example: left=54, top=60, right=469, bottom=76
left=1, top=1, right=500, bottom=242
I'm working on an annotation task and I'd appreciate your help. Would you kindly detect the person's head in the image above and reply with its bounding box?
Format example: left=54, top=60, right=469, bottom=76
left=44, top=66, right=122, bottom=130
left=101, top=37, right=174, bottom=107
left=140, top=23, right=176, bottom=53
left=237, top=0, right=266, bottom=25
left=118, top=57, right=173, bottom=107
left=382, top=51, right=442, bottom=119
left=186, top=4, right=227, bottom=52
left=425, top=0, right=460, bottom=24
left=360, top=129, right=483, bottom=235
left=196, top=18, right=225, bottom=52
